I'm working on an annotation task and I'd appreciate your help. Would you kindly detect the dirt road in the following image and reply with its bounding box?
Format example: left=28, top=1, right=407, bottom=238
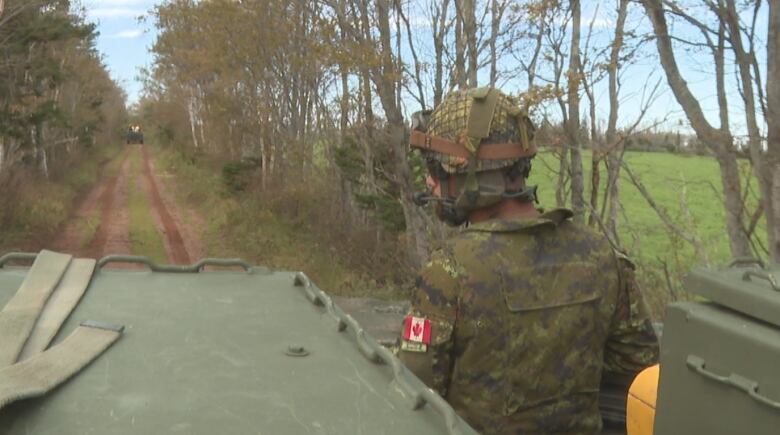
left=51, top=144, right=203, bottom=264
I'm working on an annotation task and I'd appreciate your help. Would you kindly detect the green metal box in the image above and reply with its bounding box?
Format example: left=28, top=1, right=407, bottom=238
left=654, top=265, right=780, bottom=434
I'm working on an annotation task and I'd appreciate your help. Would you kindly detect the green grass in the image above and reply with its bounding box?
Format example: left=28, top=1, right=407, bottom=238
left=127, top=149, right=168, bottom=264
left=78, top=215, right=102, bottom=249
left=529, top=150, right=765, bottom=315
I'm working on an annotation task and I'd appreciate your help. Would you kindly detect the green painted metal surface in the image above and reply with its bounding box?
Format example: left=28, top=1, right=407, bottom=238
left=685, top=266, right=780, bottom=328
left=0, top=256, right=477, bottom=435
left=655, top=265, right=780, bottom=434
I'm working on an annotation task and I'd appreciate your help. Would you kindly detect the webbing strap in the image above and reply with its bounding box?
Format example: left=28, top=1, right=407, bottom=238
left=18, top=259, right=97, bottom=361
left=0, top=322, right=122, bottom=411
left=0, top=250, right=72, bottom=367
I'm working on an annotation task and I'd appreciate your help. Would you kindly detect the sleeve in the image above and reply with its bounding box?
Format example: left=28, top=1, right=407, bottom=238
left=603, top=255, right=660, bottom=375
left=398, top=250, right=460, bottom=397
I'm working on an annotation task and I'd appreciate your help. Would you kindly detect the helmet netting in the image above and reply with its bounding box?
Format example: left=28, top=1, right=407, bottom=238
left=426, top=89, right=530, bottom=174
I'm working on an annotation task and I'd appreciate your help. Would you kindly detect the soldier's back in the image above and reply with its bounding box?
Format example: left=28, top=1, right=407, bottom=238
left=444, top=209, right=621, bottom=434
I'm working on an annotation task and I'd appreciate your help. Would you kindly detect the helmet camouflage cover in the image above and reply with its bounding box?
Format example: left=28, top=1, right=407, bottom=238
left=412, top=87, right=536, bottom=174
left=409, top=87, right=538, bottom=225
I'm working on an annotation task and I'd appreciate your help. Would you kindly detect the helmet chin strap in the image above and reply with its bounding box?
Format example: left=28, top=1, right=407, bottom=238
left=502, top=185, right=539, bottom=203
left=411, top=191, right=468, bottom=226
left=413, top=185, right=538, bottom=208
left=412, top=192, right=450, bottom=206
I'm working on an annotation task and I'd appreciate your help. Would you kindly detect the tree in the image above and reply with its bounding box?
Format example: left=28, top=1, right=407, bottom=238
left=766, top=0, right=780, bottom=263
left=604, top=0, right=630, bottom=238
left=0, top=0, right=124, bottom=178
left=565, top=0, right=585, bottom=221
left=642, top=0, right=753, bottom=259
left=0, top=0, right=126, bottom=229
left=370, top=0, right=432, bottom=266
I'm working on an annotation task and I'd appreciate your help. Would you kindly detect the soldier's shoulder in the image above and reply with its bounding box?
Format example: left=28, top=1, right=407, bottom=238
left=422, top=248, right=466, bottom=281
left=556, top=218, right=613, bottom=247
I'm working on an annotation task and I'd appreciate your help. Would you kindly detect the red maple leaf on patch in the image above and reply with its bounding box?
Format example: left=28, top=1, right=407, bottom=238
left=412, top=323, right=422, bottom=337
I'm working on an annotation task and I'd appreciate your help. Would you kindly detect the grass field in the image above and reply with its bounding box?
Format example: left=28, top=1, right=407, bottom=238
left=530, top=150, right=764, bottom=314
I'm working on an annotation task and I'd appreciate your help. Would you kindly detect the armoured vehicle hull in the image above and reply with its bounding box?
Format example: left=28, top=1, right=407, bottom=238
left=0, top=253, right=476, bottom=435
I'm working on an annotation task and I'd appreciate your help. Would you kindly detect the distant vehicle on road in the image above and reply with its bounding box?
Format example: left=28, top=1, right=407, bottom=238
left=126, top=125, right=144, bottom=144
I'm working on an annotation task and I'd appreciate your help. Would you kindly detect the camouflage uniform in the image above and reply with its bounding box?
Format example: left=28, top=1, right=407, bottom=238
left=399, top=208, right=659, bottom=434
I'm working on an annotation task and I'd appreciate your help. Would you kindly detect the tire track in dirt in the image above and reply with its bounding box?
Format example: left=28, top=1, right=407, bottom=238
left=51, top=166, right=112, bottom=256
left=139, top=145, right=190, bottom=264
left=88, top=150, right=133, bottom=260
left=51, top=147, right=131, bottom=259
left=144, top=150, right=205, bottom=263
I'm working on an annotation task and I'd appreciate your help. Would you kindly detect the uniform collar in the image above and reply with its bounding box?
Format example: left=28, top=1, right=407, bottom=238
left=463, top=208, right=574, bottom=233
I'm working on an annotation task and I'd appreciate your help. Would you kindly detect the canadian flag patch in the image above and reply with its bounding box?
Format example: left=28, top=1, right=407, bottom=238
left=403, top=315, right=431, bottom=344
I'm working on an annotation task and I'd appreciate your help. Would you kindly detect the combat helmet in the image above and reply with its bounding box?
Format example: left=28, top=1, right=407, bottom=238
left=410, top=87, right=537, bottom=225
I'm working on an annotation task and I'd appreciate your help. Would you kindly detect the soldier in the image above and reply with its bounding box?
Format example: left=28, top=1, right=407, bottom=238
left=399, top=87, right=659, bottom=434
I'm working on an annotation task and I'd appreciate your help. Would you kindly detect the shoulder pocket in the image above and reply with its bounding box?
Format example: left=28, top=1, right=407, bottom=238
left=501, top=262, right=601, bottom=312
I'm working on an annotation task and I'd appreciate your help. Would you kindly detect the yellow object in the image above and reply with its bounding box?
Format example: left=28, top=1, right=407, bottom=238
left=626, top=364, right=660, bottom=435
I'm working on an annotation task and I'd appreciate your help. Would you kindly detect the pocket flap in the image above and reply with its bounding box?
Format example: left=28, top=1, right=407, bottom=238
left=501, top=262, right=601, bottom=312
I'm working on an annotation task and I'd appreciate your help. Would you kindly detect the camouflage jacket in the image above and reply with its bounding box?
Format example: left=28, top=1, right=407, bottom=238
left=399, top=209, right=659, bottom=434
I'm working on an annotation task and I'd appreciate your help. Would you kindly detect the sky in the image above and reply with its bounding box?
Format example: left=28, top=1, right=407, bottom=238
left=80, top=0, right=768, bottom=136
left=81, top=0, right=159, bottom=105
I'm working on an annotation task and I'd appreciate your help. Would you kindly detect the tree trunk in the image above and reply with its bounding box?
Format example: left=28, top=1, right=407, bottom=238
left=339, top=68, right=349, bottom=133
left=556, top=150, right=569, bottom=208
left=398, top=3, right=427, bottom=108
left=373, top=0, right=429, bottom=267
left=489, top=0, right=499, bottom=86
left=724, top=0, right=771, bottom=259
left=604, top=0, right=629, bottom=240
left=642, top=0, right=752, bottom=258
left=432, top=0, right=450, bottom=107
left=567, top=0, right=585, bottom=220
left=766, top=0, right=780, bottom=263
left=582, top=68, right=599, bottom=227
left=187, top=92, right=200, bottom=149
left=462, top=0, right=478, bottom=87
left=453, top=0, right=467, bottom=89
left=716, top=152, right=753, bottom=258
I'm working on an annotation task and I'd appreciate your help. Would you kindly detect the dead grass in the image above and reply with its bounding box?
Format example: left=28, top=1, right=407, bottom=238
left=0, top=144, right=121, bottom=252
left=157, top=148, right=413, bottom=300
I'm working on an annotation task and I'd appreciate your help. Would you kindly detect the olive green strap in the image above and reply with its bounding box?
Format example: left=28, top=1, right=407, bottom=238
left=462, top=88, right=501, bottom=201
left=0, top=250, right=72, bottom=367
left=465, top=87, right=500, bottom=152
left=18, top=259, right=97, bottom=361
left=0, top=322, right=123, bottom=411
